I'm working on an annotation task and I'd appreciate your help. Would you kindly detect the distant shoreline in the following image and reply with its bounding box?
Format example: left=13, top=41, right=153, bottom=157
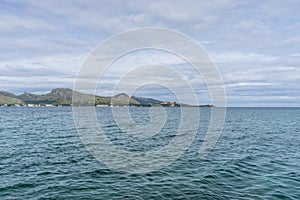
left=0, top=104, right=214, bottom=108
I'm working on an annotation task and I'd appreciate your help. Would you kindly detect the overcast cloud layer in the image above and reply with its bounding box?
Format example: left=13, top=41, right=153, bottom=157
left=0, top=0, right=299, bottom=106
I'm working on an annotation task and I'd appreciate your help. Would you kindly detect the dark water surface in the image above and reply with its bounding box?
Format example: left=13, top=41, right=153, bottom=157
left=0, top=107, right=299, bottom=199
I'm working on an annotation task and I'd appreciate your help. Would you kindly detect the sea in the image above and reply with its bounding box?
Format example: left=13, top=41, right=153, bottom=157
left=0, top=107, right=299, bottom=199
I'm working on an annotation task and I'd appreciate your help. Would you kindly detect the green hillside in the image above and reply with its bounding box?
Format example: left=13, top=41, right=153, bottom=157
left=0, top=93, right=23, bottom=105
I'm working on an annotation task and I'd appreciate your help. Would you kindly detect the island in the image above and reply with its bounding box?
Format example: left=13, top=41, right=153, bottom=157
left=0, top=88, right=214, bottom=107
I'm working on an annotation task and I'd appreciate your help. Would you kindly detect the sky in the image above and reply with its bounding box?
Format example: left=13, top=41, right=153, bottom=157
left=0, top=0, right=299, bottom=106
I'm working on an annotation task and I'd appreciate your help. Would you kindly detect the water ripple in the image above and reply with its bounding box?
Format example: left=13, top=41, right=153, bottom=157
left=0, top=107, right=299, bottom=199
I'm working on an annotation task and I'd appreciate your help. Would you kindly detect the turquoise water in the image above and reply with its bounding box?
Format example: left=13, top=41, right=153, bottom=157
left=0, top=107, right=299, bottom=199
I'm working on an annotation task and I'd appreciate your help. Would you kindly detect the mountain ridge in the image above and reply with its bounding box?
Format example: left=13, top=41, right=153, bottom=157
left=0, top=88, right=161, bottom=106
left=0, top=88, right=213, bottom=107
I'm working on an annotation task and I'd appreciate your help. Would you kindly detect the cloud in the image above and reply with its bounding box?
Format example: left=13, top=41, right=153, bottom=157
left=0, top=12, right=56, bottom=33
left=0, top=0, right=299, bottom=106
left=213, top=52, right=280, bottom=63
left=0, top=65, right=65, bottom=77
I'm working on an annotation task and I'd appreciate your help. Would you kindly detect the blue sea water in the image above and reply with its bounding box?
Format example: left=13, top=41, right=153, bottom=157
left=0, top=107, right=299, bottom=199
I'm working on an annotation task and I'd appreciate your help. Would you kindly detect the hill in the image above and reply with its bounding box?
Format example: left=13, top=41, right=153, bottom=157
left=132, top=96, right=162, bottom=105
left=0, top=91, right=17, bottom=98
left=109, top=93, right=141, bottom=106
left=0, top=88, right=156, bottom=106
left=0, top=93, right=23, bottom=105
left=17, top=88, right=77, bottom=105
